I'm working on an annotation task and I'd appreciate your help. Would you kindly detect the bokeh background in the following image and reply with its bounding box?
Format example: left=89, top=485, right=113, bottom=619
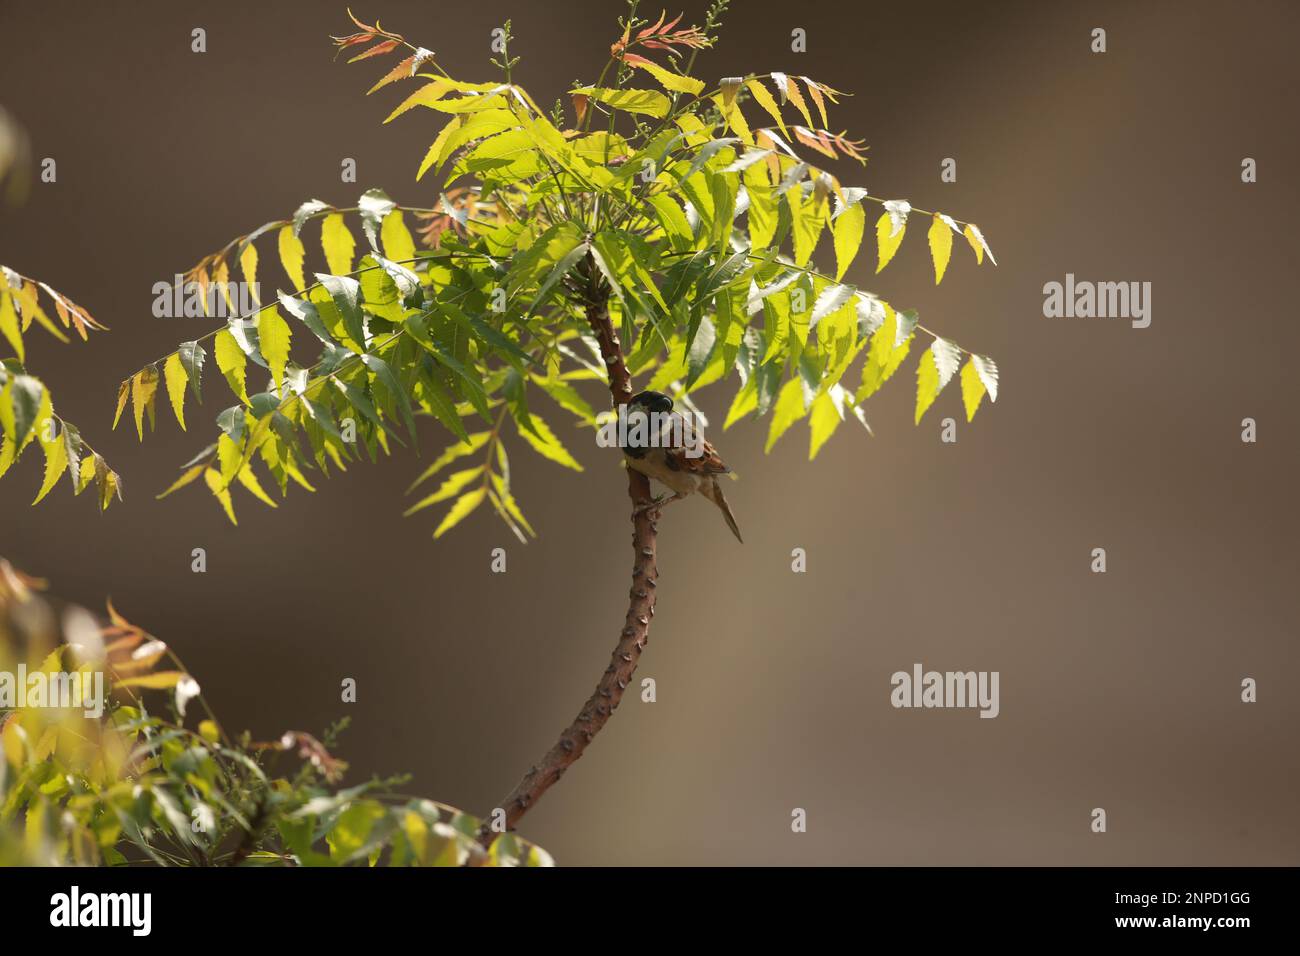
left=1, top=0, right=1296, bottom=864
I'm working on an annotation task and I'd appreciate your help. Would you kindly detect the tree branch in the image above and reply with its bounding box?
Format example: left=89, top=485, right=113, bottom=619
left=477, top=266, right=658, bottom=849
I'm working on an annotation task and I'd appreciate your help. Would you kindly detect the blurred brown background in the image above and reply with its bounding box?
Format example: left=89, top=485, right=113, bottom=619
left=1, top=0, right=1296, bottom=865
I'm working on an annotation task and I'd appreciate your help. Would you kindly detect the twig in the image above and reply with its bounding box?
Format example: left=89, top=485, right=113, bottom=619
left=477, top=259, right=658, bottom=848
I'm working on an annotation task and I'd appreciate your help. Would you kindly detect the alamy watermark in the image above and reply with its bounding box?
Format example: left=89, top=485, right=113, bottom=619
left=151, top=274, right=259, bottom=319
left=1043, top=273, right=1151, bottom=328
left=890, top=663, right=1000, bottom=718
left=0, top=665, right=104, bottom=718
left=595, top=405, right=706, bottom=458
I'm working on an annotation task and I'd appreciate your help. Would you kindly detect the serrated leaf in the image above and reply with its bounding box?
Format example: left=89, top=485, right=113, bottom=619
left=278, top=225, right=306, bottom=291
left=517, top=414, right=583, bottom=470
left=959, top=358, right=986, bottom=421
left=112, top=379, right=130, bottom=430
left=214, top=330, right=248, bottom=404
left=33, top=424, right=67, bottom=504
left=204, top=467, right=237, bottom=525
left=321, top=213, right=356, bottom=275
left=405, top=466, right=484, bottom=515
left=433, top=486, right=487, bottom=538
left=765, top=377, right=808, bottom=452
left=292, top=199, right=331, bottom=236
left=875, top=211, right=905, bottom=273
left=257, top=306, right=292, bottom=391
left=833, top=203, right=865, bottom=280
left=972, top=354, right=999, bottom=402
left=963, top=223, right=996, bottom=266
left=131, top=365, right=160, bottom=440
left=807, top=390, right=842, bottom=461
left=358, top=188, right=396, bottom=251
left=239, top=241, right=260, bottom=304
left=157, top=464, right=206, bottom=499
left=569, top=86, right=671, bottom=118
left=179, top=341, right=205, bottom=404
left=163, top=351, right=187, bottom=430
left=407, top=432, right=490, bottom=491
left=745, top=79, right=787, bottom=136
left=928, top=214, right=954, bottom=284
left=629, top=59, right=705, bottom=96
left=380, top=210, right=417, bottom=264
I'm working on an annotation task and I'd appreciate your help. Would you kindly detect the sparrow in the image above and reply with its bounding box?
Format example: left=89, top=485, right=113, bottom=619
left=620, top=390, right=743, bottom=543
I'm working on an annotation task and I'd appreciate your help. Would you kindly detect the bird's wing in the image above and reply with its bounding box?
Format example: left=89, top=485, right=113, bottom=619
left=663, top=437, right=731, bottom=476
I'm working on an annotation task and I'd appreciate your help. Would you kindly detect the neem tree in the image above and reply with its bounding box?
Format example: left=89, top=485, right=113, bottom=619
left=1, top=3, right=1000, bottom=852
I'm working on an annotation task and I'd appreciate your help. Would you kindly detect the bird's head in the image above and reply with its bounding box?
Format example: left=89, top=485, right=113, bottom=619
left=629, top=390, right=674, bottom=415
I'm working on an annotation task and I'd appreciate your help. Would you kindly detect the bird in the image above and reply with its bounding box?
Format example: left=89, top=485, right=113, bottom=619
left=620, top=390, right=743, bottom=543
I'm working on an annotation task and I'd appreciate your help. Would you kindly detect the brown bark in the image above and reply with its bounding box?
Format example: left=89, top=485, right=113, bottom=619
left=477, top=277, right=657, bottom=850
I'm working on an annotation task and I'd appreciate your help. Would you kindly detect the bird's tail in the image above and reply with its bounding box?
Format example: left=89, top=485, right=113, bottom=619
left=705, top=478, right=743, bottom=543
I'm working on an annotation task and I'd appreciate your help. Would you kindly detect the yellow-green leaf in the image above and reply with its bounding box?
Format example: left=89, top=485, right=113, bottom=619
left=833, top=203, right=865, bottom=280
left=876, top=211, right=905, bottom=273
left=239, top=242, right=260, bottom=304
left=959, top=357, right=986, bottom=422
left=214, top=329, right=248, bottom=404
left=203, top=467, right=237, bottom=525
left=381, top=210, right=417, bottom=264
left=157, top=464, right=205, bottom=499
left=569, top=87, right=670, bottom=118
left=257, top=306, right=292, bottom=391
left=163, top=351, right=187, bottom=430
left=928, top=214, right=953, bottom=284
left=117, top=671, right=186, bottom=690
left=915, top=349, right=940, bottom=424
left=321, top=213, right=356, bottom=276
left=745, top=79, right=787, bottom=136
left=765, top=377, right=808, bottom=452
left=405, top=466, right=483, bottom=515
left=33, top=426, right=67, bottom=504
left=433, top=486, right=487, bottom=538
left=278, top=225, right=306, bottom=290
left=517, top=415, right=583, bottom=471
left=630, top=60, right=705, bottom=96
left=807, top=390, right=842, bottom=461
left=236, top=466, right=278, bottom=507
left=131, top=366, right=160, bottom=441
left=112, top=380, right=130, bottom=430
left=0, top=292, right=22, bottom=363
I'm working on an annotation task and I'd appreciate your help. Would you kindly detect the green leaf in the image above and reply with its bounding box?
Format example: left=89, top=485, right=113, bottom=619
left=0, top=292, right=22, bottom=363
left=433, top=486, right=487, bottom=538
left=3, top=373, right=43, bottom=445
left=357, top=188, right=396, bottom=251
left=316, top=273, right=365, bottom=349
left=179, top=341, right=206, bottom=403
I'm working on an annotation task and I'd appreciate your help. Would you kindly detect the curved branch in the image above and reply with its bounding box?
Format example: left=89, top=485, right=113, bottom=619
left=477, top=268, right=657, bottom=848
